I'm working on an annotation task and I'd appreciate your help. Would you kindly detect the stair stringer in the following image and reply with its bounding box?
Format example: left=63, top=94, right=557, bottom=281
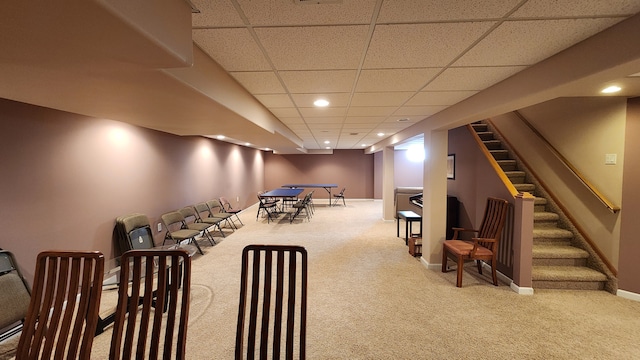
left=482, top=120, right=617, bottom=293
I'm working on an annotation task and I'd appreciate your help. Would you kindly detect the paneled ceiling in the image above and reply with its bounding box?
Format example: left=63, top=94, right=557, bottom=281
left=190, top=0, right=640, bottom=150
left=0, top=1, right=640, bottom=154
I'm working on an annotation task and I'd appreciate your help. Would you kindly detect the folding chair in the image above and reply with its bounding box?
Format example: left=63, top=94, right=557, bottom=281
left=161, top=211, right=203, bottom=255
left=207, top=199, right=237, bottom=231
left=0, top=250, right=31, bottom=343
left=178, top=206, right=217, bottom=246
left=193, top=202, right=227, bottom=238
left=220, top=197, right=244, bottom=226
left=256, top=194, right=278, bottom=223
left=115, top=213, right=156, bottom=253
left=332, top=188, right=346, bottom=206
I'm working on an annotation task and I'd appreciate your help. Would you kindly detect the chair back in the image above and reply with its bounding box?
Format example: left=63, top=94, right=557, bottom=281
left=476, top=197, right=510, bottom=250
left=194, top=202, right=214, bottom=219
left=161, top=211, right=187, bottom=231
left=235, top=245, right=307, bottom=360
left=0, top=250, right=31, bottom=342
left=206, top=199, right=224, bottom=213
left=109, top=249, right=191, bottom=360
left=219, top=197, right=233, bottom=210
left=178, top=206, right=199, bottom=224
left=17, top=251, right=104, bottom=360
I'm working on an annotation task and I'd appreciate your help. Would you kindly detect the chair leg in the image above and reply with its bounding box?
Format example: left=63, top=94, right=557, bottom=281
left=456, top=256, right=464, bottom=287
left=491, top=259, right=498, bottom=286
left=477, top=260, right=483, bottom=275
left=441, top=247, right=448, bottom=273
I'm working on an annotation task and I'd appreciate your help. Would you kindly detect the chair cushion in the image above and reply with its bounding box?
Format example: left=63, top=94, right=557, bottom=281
left=443, top=240, right=493, bottom=257
left=169, top=229, right=200, bottom=240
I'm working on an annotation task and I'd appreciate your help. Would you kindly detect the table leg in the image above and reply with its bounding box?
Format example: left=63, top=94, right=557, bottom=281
left=405, top=220, right=409, bottom=245
left=397, top=216, right=400, bottom=237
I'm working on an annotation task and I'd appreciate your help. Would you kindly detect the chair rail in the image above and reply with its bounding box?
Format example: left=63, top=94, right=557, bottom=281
left=513, top=111, right=620, bottom=213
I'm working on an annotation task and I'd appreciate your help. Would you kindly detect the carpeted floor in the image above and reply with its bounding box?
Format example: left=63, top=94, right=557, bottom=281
left=4, top=200, right=640, bottom=359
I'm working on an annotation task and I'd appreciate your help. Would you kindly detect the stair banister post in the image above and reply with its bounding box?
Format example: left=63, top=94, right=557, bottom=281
left=512, top=192, right=535, bottom=292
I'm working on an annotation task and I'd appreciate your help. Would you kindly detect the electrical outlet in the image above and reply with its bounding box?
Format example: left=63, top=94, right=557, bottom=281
left=236, top=196, right=240, bottom=202
left=157, top=223, right=162, bottom=232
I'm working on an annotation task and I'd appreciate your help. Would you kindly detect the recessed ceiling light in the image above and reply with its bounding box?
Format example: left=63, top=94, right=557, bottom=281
left=397, top=118, right=410, bottom=122
left=245, top=142, right=251, bottom=146
left=217, top=135, right=225, bottom=140
left=324, top=140, right=330, bottom=144
left=361, top=144, right=367, bottom=147
left=377, top=133, right=384, bottom=137
left=314, top=99, right=330, bottom=107
left=264, top=148, right=271, bottom=151
left=601, top=85, right=621, bottom=94
left=325, top=147, right=331, bottom=149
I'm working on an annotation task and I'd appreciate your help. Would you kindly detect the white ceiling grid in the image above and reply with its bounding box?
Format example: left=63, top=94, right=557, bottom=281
left=191, top=0, right=640, bottom=150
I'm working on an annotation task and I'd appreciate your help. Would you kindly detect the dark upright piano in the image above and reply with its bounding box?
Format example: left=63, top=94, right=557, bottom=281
left=408, top=193, right=459, bottom=239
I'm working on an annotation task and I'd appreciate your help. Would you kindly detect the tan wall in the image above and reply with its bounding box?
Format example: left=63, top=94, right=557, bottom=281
left=491, top=97, right=625, bottom=268
left=619, top=97, right=640, bottom=293
left=0, top=99, right=264, bottom=283
left=394, top=150, right=423, bottom=187
left=263, top=150, right=374, bottom=201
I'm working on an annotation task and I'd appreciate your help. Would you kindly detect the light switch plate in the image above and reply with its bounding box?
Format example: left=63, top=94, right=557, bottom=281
left=157, top=223, right=162, bottom=232
left=605, top=154, right=617, bottom=165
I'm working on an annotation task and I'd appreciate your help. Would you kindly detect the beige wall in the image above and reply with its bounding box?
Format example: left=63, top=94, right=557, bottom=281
left=491, top=97, right=625, bottom=268
left=394, top=150, right=423, bottom=188
left=0, top=99, right=264, bottom=283
left=619, top=97, right=640, bottom=293
left=263, top=150, right=374, bottom=201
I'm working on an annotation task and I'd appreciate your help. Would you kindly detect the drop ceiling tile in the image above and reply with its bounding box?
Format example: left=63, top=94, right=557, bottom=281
left=364, top=22, right=495, bottom=69
left=229, top=71, right=286, bottom=94
left=351, top=92, right=414, bottom=107
left=270, top=107, right=300, bottom=117
left=308, top=123, right=342, bottom=130
left=455, top=19, right=622, bottom=66
left=393, top=105, right=447, bottom=116
left=299, top=107, right=347, bottom=117
left=377, top=0, right=521, bottom=22
left=255, top=26, right=369, bottom=70
left=280, top=117, right=304, bottom=124
left=343, top=116, right=385, bottom=124
left=512, top=0, right=640, bottom=17
left=406, top=91, right=478, bottom=106
left=193, top=29, right=271, bottom=71
left=424, top=66, right=526, bottom=91
left=287, top=124, right=311, bottom=131
left=347, top=107, right=396, bottom=117
left=280, top=70, right=357, bottom=93
left=303, top=117, right=345, bottom=124
left=291, top=93, right=350, bottom=107
left=191, top=0, right=245, bottom=27
left=254, top=94, right=295, bottom=108
left=237, top=0, right=377, bottom=26
left=356, top=69, right=441, bottom=92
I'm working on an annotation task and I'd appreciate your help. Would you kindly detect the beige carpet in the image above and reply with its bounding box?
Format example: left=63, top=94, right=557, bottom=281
left=6, top=200, right=640, bottom=359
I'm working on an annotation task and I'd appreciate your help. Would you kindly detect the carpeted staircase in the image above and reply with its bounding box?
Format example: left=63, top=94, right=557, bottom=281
left=471, top=122, right=609, bottom=291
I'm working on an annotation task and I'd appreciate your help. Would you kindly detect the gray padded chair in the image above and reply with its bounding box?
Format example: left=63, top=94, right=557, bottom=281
left=0, top=250, right=31, bottom=343
left=193, top=202, right=227, bottom=238
left=178, top=206, right=217, bottom=246
left=161, top=211, right=203, bottom=255
left=206, top=199, right=237, bottom=231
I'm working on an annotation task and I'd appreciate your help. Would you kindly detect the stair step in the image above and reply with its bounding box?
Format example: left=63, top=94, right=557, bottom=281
left=514, top=183, right=535, bottom=192
left=532, top=266, right=607, bottom=290
left=497, top=159, right=517, bottom=171
left=490, top=149, right=510, bottom=160
left=505, top=171, right=526, bottom=183
left=532, top=244, right=589, bottom=266
left=476, top=131, right=494, bottom=141
left=533, top=228, right=574, bottom=245
left=471, top=123, right=487, bottom=132
left=534, top=212, right=559, bottom=227
left=534, top=197, right=547, bottom=211
left=483, top=140, right=502, bottom=150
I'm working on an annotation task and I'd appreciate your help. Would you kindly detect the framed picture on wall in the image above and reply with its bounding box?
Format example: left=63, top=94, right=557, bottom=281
left=447, top=154, right=455, bottom=179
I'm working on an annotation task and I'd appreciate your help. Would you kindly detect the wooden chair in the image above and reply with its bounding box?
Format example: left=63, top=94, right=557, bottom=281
left=235, top=245, right=307, bottom=360
left=109, top=249, right=191, bottom=360
left=17, top=251, right=104, bottom=360
left=441, top=197, right=509, bottom=287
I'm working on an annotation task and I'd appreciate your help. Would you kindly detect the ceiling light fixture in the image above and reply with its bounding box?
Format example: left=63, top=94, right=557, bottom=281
left=313, top=99, right=330, bottom=107
left=601, top=85, right=621, bottom=94
left=324, top=140, right=330, bottom=144
left=245, top=142, right=251, bottom=146
left=377, top=132, right=384, bottom=137
left=216, top=135, right=225, bottom=140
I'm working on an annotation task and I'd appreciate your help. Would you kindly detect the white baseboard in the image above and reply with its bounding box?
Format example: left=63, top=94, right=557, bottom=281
left=617, top=289, right=640, bottom=302
left=419, top=257, right=441, bottom=271
left=510, top=282, right=534, bottom=295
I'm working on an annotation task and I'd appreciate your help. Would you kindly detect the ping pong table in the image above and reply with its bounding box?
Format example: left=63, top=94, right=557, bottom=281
left=281, top=184, right=338, bottom=206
